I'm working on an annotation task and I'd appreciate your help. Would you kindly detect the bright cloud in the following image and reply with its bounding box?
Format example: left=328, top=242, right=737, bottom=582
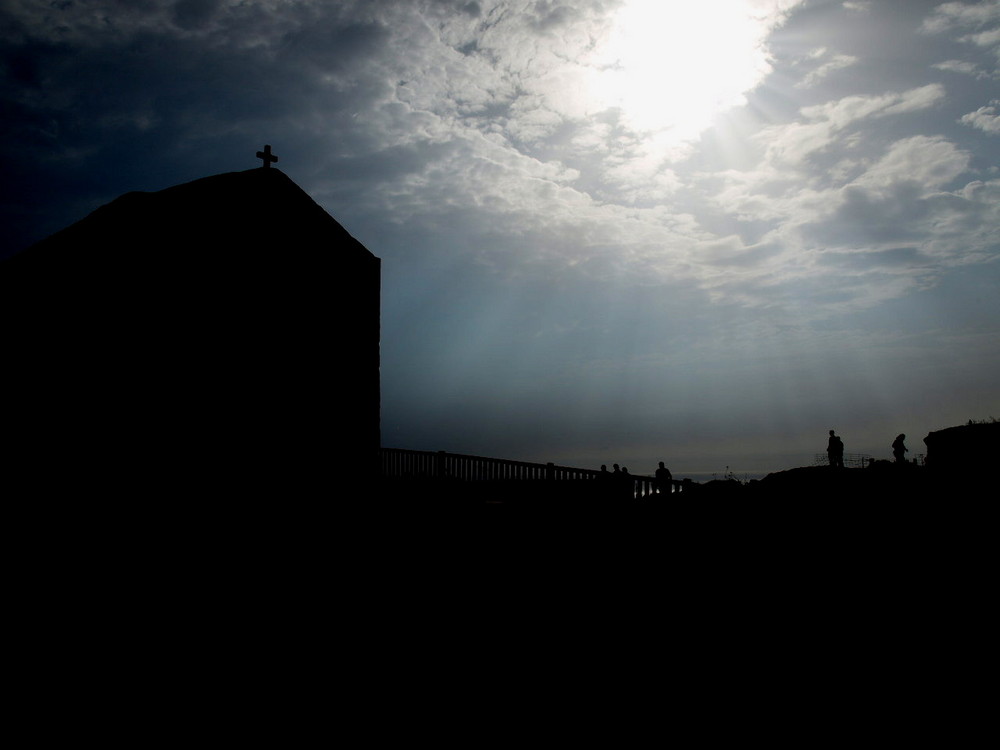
left=796, top=48, right=859, bottom=88
left=932, top=58, right=996, bottom=78
left=921, top=0, right=1000, bottom=34
left=750, top=85, right=946, bottom=170
left=853, top=135, right=970, bottom=190
left=960, top=101, right=1000, bottom=133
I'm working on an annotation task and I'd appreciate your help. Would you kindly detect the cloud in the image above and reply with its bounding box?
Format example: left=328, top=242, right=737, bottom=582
left=920, top=1, right=1000, bottom=35
left=814, top=247, right=932, bottom=277
left=963, top=26, right=1000, bottom=48
left=852, top=135, right=970, bottom=191
left=921, top=0, right=1000, bottom=61
left=2, top=0, right=997, bottom=322
left=960, top=101, right=1000, bottom=134
left=695, top=119, right=992, bottom=314
left=172, top=0, right=224, bottom=31
left=795, top=48, right=858, bottom=89
left=932, top=58, right=997, bottom=79
left=802, top=151, right=996, bottom=275
left=800, top=84, right=946, bottom=126
left=745, top=84, right=947, bottom=174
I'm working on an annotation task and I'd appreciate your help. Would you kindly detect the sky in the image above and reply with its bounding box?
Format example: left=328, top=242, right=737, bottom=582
left=2, top=0, right=998, bottom=478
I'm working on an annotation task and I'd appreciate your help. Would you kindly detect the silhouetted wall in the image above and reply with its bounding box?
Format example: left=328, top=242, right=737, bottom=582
left=2, top=168, right=380, bottom=495
left=924, top=422, right=999, bottom=478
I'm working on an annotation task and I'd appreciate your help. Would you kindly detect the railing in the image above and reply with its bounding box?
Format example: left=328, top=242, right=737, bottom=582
left=379, top=447, right=682, bottom=498
left=812, top=453, right=925, bottom=468
left=813, top=453, right=873, bottom=468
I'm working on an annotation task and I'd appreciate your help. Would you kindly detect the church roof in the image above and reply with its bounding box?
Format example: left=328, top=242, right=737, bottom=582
left=1, top=165, right=381, bottom=346
left=5, top=167, right=378, bottom=275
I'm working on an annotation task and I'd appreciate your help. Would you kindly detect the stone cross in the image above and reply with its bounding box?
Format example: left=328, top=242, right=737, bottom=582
left=256, top=144, right=278, bottom=168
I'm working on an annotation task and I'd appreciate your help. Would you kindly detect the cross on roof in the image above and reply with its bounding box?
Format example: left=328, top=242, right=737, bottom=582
left=256, top=144, right=278, bottom=168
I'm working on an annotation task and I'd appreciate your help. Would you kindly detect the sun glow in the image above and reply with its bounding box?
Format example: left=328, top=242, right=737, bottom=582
left=590, top=0, right=781, bottom=139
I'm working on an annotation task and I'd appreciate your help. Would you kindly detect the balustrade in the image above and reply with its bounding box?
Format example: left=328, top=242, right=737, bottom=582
left=379, top=447, right=682, bottom=498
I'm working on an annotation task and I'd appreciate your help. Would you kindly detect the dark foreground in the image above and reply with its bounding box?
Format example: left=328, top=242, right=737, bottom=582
left=378, top=461, right=968, bottom=505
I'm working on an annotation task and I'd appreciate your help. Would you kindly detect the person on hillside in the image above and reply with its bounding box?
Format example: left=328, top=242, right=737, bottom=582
left=827, top=430, right=844, bottom=468
left=892, top=434, right=908, bottom=464
left=655, top=461, right=673, bottom=495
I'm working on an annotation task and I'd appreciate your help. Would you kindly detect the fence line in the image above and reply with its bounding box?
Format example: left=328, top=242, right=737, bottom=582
left=812, top=453, right=873, bottom=469
left=812, top=453, right=926, bottom=468
left=379, top=447, right=679, bottom=497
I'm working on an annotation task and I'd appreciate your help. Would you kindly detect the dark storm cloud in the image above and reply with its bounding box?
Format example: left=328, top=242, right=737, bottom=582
left=279, top=19, right=390, bottom=72
left=172, top=0, right=223, bottom=30
left=0, top=3, right=392, bottom=130
left=0, top=1, right=400, bottom=255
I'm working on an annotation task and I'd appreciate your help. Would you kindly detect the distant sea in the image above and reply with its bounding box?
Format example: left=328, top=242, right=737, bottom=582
left=674, top=471, right=769, bottom=485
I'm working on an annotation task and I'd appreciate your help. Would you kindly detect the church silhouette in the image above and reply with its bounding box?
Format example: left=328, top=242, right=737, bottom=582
left=2, top=151, right=381, bottom=497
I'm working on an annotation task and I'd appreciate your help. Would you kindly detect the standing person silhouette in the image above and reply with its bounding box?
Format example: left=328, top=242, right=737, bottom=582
left=620, top=466, right=633, bottom=501
left=892, top=434, right=908, bottom=463
left=655, top=461, right=673, bottom=495
left=827, top=430, right=844, bottom=468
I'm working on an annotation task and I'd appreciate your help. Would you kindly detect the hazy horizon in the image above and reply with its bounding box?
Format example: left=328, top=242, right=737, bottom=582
left=3, top=1, right=997, bottom=477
